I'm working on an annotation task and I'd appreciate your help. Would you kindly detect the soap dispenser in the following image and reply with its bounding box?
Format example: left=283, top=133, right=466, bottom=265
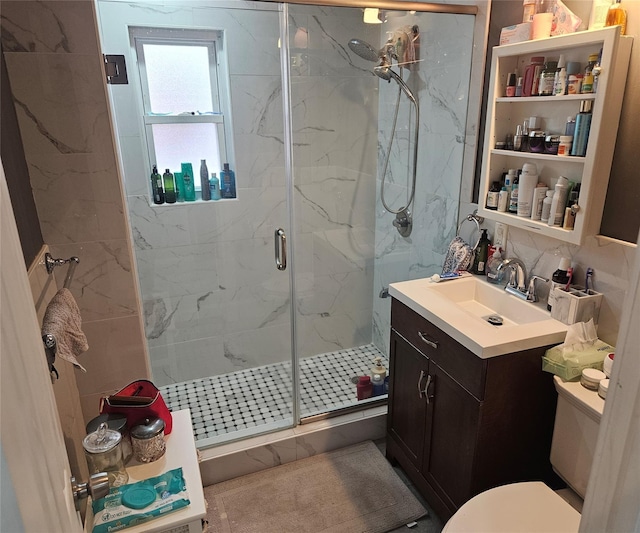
left=371, top=356, right=386, bottom=381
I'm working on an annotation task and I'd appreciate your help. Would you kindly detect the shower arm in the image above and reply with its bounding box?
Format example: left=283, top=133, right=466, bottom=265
left=380, top=69, right=420, bottom=215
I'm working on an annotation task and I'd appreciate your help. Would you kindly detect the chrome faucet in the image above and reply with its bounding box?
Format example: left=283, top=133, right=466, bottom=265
left=497, top=258, right=527, bottom=292
left=497, top=258, right=549, bottom=302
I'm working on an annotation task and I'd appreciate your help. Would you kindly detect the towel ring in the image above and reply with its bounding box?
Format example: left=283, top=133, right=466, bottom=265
left=456, top=212, right=484, bottom=251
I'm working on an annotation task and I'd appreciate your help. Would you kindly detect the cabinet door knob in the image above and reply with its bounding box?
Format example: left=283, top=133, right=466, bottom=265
left=417, top=370, right=426, bottom=399
left=418, top=332, right=439, bottom=349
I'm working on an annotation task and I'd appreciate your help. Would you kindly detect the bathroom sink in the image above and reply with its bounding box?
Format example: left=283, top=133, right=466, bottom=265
left=428, top=276, right=549, bottom=326
left=389, top=276, right=568, bottom=358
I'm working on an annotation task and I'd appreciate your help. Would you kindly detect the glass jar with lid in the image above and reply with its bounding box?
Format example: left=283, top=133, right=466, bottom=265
left=83, top=422, right=129, bottom=487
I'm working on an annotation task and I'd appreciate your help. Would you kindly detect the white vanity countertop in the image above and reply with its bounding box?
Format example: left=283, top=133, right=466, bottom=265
left=389, top=276, right=568, bottom=358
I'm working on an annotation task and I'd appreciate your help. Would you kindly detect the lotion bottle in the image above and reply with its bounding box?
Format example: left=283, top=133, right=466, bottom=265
left=548, top=176, right=569, bottom=227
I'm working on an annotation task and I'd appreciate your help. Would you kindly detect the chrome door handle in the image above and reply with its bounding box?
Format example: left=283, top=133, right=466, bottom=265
left=274, top=228, right=287, bottom=271
left=418, top=332, right=439, bottom=349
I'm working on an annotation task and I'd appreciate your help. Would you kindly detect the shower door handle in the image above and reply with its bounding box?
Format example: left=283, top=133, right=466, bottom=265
left=275, top=228, right=287, bottom=271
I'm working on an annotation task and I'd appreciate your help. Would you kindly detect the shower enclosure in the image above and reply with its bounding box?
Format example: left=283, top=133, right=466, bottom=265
left=96, top=0, right=476, bottom=447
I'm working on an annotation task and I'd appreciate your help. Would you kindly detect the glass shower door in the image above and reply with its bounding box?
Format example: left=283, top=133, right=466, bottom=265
left=287, top=4, right=383, bottom=417
left=96, top=0, right=296, bottom=446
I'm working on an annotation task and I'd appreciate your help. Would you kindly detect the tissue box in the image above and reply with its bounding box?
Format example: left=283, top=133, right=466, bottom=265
left=550, top=287, right=603, bottom=325
left=500, top=22, right=532, bottom=45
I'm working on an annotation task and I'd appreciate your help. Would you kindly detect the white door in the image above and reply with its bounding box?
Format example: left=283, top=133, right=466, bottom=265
left=0, top=163, right=82, bottom=532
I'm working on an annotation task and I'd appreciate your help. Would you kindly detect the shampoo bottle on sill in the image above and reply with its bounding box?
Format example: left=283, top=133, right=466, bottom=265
left=151, top=165, right=164, bottom=205
left=182, top=170, right=196, bottom=202
left=200, top=159, right=211, bottom=201
left=221, top=163, right=237, bottom=199
left=209, top=173, right=221, bottom=201
left=163, top=169, right=176, bottom=204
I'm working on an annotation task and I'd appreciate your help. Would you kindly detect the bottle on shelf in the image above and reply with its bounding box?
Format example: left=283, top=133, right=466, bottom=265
left=519, top=120, right=529, bottom=152
left=553, top=55, right=567, bottom=96
left=522, top=56, right=545, bottom=97
left=605, top=0, right=627, bottom=35
left=151, top=165, right=164, bottom=205
left=486, top=181, right=500, bottom=210
left=220, top=163, right=237, bottom=199
left=548, top=176, right=570, bottom=227
left=209, top=173, right=221, bottom=201
left=508, top=174, right=519, bottom=213
left=200, top=160, right=211, bottom=201
left=581, top=53, right=599, bottom=94
left=531, top=184, right=549, bottom=221
left=163, top=169, right=176, bottom=204
left=517, top=163, right=538, bottom=218
left=506, top=73, right=517, bottom=97
left=472, top=229, right=491, bottom=275
left=498, top=186, right=510, bottom=213
left=538, top=59, right=558, bottom=96
left=571, top=101, right=593, bottom=156
left=515, top=76, right=524, bottom=97
left=548, top=257, right=571, bottom=311
left=540, top=190, right=555, bottom=223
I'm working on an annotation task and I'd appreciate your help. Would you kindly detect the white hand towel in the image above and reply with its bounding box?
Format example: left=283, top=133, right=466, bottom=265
left=41, top=288, right=88, bottom=372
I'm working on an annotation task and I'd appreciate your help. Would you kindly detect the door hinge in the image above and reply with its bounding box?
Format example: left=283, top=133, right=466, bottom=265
left=103, top=54, right=128, bottom=85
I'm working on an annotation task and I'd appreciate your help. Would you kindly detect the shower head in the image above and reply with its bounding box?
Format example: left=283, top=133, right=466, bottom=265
left=348, top=38, right=379, bottom=62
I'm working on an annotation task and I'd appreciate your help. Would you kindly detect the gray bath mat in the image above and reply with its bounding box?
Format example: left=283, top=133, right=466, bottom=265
left=204, top=440, right=427, bottom=532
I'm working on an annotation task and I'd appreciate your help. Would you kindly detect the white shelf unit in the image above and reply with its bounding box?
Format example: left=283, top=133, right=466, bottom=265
left=478, top=27, right=632, bottom=245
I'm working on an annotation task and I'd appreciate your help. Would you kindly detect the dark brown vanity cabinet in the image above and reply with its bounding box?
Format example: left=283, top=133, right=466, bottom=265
left=386, top=299, right=559, bottom=521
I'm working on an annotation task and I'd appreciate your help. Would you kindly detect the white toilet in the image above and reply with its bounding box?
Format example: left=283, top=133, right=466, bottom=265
left=443, top=375, right=604, bottom=532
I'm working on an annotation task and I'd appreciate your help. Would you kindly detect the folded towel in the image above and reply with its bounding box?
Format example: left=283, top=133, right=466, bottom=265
left=41, top=288, right=88, bottom=372
left=442, top=236, right=474, bottom=275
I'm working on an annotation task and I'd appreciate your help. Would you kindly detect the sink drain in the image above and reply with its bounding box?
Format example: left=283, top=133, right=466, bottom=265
left=486, top=315, right=504, bottom=326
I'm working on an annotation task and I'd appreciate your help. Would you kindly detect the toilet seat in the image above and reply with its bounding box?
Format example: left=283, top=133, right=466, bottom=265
left=442, top=481, right=580, bottom=533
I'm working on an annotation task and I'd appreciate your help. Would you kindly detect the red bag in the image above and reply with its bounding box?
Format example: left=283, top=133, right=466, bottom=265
left=99, top=379, right=173, bottom=435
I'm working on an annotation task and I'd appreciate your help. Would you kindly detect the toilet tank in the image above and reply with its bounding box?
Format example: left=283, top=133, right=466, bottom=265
left=550, top=376, right=604, bottom=499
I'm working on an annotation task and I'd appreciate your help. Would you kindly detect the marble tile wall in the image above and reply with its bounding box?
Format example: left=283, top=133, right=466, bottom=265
left=1, top=0, right=149, bottom=424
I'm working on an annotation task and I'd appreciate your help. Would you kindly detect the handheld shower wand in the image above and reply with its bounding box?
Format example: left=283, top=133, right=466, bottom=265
left=348, top=35, right=420, bottom=237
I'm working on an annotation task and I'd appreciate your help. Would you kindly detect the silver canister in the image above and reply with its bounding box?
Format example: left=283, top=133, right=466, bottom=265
left=83, top=422, right=129, bottom=487
left=131, top=417, right=166, bottom=463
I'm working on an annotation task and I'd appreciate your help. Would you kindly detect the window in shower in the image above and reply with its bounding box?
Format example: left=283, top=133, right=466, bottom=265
left=130, top=27, right=235, bottom=187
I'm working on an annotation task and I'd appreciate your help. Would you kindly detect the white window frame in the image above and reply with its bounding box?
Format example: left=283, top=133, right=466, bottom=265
left=130, top=27, right=235, bottom=184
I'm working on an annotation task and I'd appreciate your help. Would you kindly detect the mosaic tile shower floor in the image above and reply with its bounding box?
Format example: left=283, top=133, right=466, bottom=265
left=160, top=343, right=387, bottom=443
